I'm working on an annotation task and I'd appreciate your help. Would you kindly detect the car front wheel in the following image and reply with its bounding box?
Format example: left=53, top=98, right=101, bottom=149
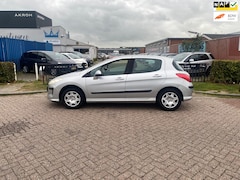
left=61, top=88, right=85, bottom=109
left=157, top=88, right=182, bottom=111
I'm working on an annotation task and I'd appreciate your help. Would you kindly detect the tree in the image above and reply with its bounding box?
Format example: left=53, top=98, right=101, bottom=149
left=181, top=35, right=205, bottom=52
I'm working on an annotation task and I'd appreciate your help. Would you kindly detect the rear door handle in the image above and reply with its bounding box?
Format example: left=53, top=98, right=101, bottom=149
left=116, top=77, right=125, bottom=80
left=153, top=74, right=162, bottom=77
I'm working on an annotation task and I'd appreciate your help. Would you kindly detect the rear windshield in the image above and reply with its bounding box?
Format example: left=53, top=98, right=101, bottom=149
left=172, top=60, right=184, bottom=71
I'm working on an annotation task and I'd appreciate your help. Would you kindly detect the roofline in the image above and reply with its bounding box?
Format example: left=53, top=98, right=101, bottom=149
left=146, top=37, right=192, bottom=46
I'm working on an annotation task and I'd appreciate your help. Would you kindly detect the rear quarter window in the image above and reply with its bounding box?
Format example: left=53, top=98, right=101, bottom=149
left=172, top=61, right=184, bottom=71
left=210, top=54, right=215, bottom=59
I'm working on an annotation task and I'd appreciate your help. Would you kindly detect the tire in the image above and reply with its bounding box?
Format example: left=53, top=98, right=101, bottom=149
left=61, top=88, right=85, bottom=109
left=22, top=65, right=29, bottom=73
left=156, top=88, right=182, bottom=111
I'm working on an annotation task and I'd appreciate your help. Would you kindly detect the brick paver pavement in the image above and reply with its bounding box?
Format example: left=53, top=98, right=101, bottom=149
left=0, top=93, right=240, bottom=180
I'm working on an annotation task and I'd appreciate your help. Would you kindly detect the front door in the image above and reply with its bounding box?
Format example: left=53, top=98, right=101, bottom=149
left=85, top=59, right=129, bottom=101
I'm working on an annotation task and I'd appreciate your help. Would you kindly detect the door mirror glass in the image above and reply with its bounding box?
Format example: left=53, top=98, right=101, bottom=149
left=94, top=70, right=102, bottom=77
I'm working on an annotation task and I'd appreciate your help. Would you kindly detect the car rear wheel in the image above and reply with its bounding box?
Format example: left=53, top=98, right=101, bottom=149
left=61, top=88, right=85, bottom=109
left=22, top=65, right=29, bottom=73
left=157, top=88, right=182, bottom=111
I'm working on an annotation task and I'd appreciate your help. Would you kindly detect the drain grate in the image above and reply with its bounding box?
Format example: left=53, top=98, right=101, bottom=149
left=0, top=121, right=30, bottom=138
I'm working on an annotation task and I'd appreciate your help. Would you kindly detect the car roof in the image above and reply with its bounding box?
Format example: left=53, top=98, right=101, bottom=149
left=109, top=54, right=173, bottom=60
left=93, top=54, right=173, bottom=67
left=26, top=50, right=53, bottom=53
left=180, top=52, right=212, bottom=55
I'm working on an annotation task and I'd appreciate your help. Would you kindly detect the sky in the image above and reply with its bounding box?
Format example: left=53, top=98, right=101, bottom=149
left=0, top=0, right=239, bottom=48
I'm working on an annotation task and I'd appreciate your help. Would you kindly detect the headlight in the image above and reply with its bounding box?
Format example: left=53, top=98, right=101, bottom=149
left=48, top=78, right=62, bottom=85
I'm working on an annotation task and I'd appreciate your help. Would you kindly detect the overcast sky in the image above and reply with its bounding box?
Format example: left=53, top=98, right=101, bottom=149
left=0, top=0, right=239, bottom=47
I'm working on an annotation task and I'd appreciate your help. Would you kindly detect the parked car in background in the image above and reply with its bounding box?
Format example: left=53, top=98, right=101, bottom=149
left=20, top=50, right=77, bottom=76
left=173, top=52, right=214, bottom=75
left=97, top=52, right=109, bottom=60
left=47, top=55, right=193, bottom=111
left=61, top=52, right=88, bottom=69
left=70, top=51, right=93, bottom=66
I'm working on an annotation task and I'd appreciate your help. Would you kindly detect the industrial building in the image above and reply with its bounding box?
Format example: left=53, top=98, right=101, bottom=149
left=0, top=11, right=97, bottom=59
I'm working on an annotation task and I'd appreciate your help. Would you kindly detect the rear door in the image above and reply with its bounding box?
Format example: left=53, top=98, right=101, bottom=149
left=125, top=58, right=166, bottom=99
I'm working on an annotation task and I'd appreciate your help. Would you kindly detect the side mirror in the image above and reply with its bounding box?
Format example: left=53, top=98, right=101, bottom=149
left=189, top=59, right=194, bottom=62
left=94, top=70, right=102, bottom=77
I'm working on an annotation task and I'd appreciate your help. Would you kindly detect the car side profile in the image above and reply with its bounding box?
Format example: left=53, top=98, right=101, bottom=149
left=20, top=51, right=77, bottom=76
left=173, top=52, right=214, bottom=75
left=47, top=55, right=193, bottom=111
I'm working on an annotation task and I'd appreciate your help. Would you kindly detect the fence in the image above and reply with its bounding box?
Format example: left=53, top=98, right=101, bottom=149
left=36, top=63, right=83, bottom=83
left=179, top=63, right=209, bottom=82
left=0, top=38, right=52, bottom=70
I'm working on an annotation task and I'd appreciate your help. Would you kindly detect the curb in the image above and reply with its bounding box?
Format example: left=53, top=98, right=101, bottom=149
left=194, top=91, right=240, bottom=97
left=0, top=90, right=47, bottom=96
left=1, top=90, right=239, bottom=98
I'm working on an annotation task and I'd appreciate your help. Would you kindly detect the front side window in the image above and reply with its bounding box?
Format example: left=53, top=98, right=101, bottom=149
left=87, top=59, right=129, bottom=77
left=186, top=54, right=198, bottom=62
left=132, top=58, right=162, bottom=73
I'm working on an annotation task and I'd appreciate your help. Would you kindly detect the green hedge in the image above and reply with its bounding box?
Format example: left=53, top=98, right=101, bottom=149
left=210, top=60, right=240, bottom=84
left=0, top=62, right=15, bottom=83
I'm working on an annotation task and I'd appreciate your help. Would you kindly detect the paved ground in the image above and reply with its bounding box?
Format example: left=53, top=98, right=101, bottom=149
left=0, top=93, right=240, bottom=180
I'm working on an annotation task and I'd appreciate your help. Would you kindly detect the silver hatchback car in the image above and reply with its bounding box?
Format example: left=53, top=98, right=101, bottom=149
left=47, top=55, right=193, bottom=111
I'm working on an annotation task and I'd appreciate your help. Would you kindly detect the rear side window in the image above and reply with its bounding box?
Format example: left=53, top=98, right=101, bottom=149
left=24, top=52, right=39, bottom=59
left=132, top=58, right=162, bottom=73
left=198, top=54, right=209, bottom=60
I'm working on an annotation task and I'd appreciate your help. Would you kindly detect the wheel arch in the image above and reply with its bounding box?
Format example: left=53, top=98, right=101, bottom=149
left=157, top=87, right=183, bottom=101
left=59, top=85, right=86, bottom=102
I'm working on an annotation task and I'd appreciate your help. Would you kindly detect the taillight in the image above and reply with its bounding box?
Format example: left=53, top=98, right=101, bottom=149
left=176, top=73, right=192, bottom=82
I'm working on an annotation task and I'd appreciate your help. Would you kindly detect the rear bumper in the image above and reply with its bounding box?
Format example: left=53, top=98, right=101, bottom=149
left=183, top=96, right=192, bottom=101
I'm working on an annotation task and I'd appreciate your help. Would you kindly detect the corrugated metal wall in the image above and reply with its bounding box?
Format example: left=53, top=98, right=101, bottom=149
left=206, top=36, right=240, bottom=60
left=0, top=38, right=52, bottom=70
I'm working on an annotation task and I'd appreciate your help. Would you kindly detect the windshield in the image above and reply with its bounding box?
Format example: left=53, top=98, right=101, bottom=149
left=65, top=53, right=81, bottom=59
left=173, top=53, right=190, bottom=62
